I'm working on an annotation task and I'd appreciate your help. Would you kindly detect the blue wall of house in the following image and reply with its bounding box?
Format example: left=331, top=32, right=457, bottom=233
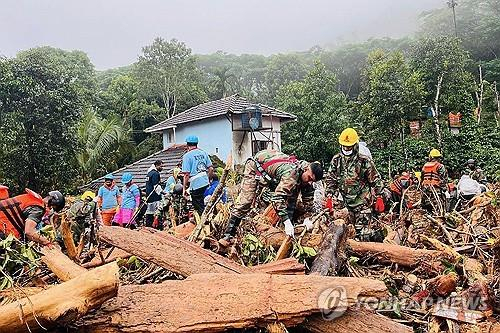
left=163, top=116, right=233, bottom=161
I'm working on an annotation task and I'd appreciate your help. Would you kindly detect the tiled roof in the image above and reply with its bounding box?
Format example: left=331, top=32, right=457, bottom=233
left=144, top=94, right=296, bottom=133
left=81, top=144, right=188, bottom=192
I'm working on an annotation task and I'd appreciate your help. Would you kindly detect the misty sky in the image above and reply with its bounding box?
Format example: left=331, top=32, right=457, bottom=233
left=1, top=0, right=445, bottom=69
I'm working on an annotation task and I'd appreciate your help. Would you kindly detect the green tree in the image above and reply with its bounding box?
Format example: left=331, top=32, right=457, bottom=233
left=135, top=38, right=207, bottom=117
left=76, top=110, right=134, bottom=183
left=277, top=62, right=349, bottom=163
left=359, top=50, right=425, bottom=144
left=410, top=37, right=475, bottom=115
left=0, top=47, right=96, bottom=193
left=264, top=54, right=308, bottom=104
left=419, top=0, right=500, bottom=61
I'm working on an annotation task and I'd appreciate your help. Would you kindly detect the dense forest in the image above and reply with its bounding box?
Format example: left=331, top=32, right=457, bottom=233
left=1, top=0, right=499, bottom=194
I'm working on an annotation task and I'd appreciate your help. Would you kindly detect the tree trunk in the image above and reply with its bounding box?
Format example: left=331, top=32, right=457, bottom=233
left=305, top=308, right=413, bottom=333
left=60, top=214, right=78, bottom=262
left=433, top=73, right=444, bottom=150
left=74, top=273, right=387, bottom=332
left=99, top=225, right=254, bottom=276
left=310, top=219, right=347, bottom=276
left=347, top=240, right=454, bottom=272
left=0, top=262, right=119, bottom=333
left=252, top=258, right=305, bottom=275
left=40, top=247, right=87, bottom=281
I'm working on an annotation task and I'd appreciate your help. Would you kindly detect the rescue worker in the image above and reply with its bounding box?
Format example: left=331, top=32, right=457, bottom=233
left=182, top=135, right=213, bottom=216
left=421, top=149, right=448, bottom=212
left=67, top=191, right=102, bottom=244
left=325, top=128, right=385, bottom=241
left=96, top=174, right=121, bottom=226
left=219, top=149, right=323, bottom=246
left=389, top=171, right=414, bottom=204
left=0, top=189, right=65, bottom=246
left=156, top=183, right=189, bottom=228
left=145, top=160, right=164, bottom=228
left=466, top=159, right=487, bottom=184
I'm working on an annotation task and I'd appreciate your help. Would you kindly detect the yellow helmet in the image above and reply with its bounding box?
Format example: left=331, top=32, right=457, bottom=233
left=338, top=128, right=359, bottom=147
left=414, top=171, right=422, bottom=182
left=429, top=148, right=442, bottom=158
left=81, top=190, right=96, bottom=201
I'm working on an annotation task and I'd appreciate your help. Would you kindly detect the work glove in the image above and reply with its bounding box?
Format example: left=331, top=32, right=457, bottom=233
left=283, top=219, right=294, bottom=238
left=444, top=191, right=451, bottom=199
left=302, top=217, right=313, bottom=231
left=374, top=196, right=385, bottom=213
left=324, top=195, right=334, bottom=215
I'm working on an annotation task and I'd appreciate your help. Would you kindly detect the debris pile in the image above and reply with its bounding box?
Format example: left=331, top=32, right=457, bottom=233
left=1, top=171, right=499, bottom=332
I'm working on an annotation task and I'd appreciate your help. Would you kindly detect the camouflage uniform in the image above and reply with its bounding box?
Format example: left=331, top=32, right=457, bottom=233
left=155, top=193, right=189, bottom=228
left=325, top=148, right=384, bottom=241
left=470, top=167, right=486, bottom=184
left=67, top=199, right=100, bottom=244
left=232, top=150, right=314, bottom=224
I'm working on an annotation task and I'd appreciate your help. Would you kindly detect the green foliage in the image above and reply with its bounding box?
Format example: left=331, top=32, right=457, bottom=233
left=241, top=233, right=275, bottom=265
left=0, top=47, right=95, bottom=193
left=410, top=36, right=476, bottom=113
left=291, top=243, right=317, bottom=264
left=359, top=50, right=425, bottom=143
left=419, top=0, right=500, bottom=61
left=0, top=234, right=40, bottom=291
left=277, top=62, right=349, bottom=163
left=76, top=110, right=134, bottom=183
left=135, top=38, right=207, bottom=117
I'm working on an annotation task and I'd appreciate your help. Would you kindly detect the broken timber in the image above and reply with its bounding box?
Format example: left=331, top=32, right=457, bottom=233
left=40, top=246, right=87, bottom=281
left=0, top=262, right=119, bottom=333
left=74, top=273, right=387, bottom=332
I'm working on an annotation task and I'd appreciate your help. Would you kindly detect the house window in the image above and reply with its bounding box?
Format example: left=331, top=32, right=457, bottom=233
left=252, top=140, right=269, bottom=154
left=168, top=131, right=173, bottom=143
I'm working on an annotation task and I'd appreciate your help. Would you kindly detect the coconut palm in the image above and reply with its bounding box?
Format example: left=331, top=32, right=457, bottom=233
left=76, top=110, right=134, bottom=182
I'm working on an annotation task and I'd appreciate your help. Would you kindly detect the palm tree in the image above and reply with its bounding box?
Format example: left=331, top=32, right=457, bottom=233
left=76, top=110, right=134, bottom=182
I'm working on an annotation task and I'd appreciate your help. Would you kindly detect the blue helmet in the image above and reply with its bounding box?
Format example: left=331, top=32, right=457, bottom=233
left=185, top=135, right=199, bottom=144
left=121, top=172, right=133, bottom=184
left=104, top=173, right=115, bottom=180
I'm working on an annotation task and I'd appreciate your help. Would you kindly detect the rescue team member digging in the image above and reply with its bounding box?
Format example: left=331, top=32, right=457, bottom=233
left=0, top=189, right=65, bottom=246
left=219, top=149, right=323, bottom=247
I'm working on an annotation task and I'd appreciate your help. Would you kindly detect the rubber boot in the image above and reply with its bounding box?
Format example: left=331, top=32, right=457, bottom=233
left=219, top=216, right=242, bottom=247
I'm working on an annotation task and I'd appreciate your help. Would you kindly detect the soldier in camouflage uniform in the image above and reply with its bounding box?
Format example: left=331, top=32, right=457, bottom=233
left=67, top=191, right=102, bottom=245
left=466, top=159, right=487, bottom=184
left=219, top=149, right=323, bottom=246
left=325, top=128, right=385, bottom=242
left=155, top=184, right=189, bottom=228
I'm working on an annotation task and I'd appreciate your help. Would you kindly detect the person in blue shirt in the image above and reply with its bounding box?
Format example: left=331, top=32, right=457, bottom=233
left=96, top=174, right=121, bottom=226
left=203, top=174, right=227, bottom=205
left=182, top=135, right=213, bottom=215
left=113, top=173, right=141, bottom=229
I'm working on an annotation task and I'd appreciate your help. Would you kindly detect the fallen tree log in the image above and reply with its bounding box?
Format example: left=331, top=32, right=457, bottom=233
left=0, top=262, right=119, bottom=333
left=41, top=247, right=87, bottom=281
left=305, top=308, right=413, bottom=333
left=75, top=273, right=387, bottom=332
left=310, top=219, right=346, bottom=276
left=99, top=225, right=254, bottom=275
left=60, top=214, right=78, bottom=262
left=347, top=240, right=455, bottom=272
left=252, top=258, right=305, bottom=275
